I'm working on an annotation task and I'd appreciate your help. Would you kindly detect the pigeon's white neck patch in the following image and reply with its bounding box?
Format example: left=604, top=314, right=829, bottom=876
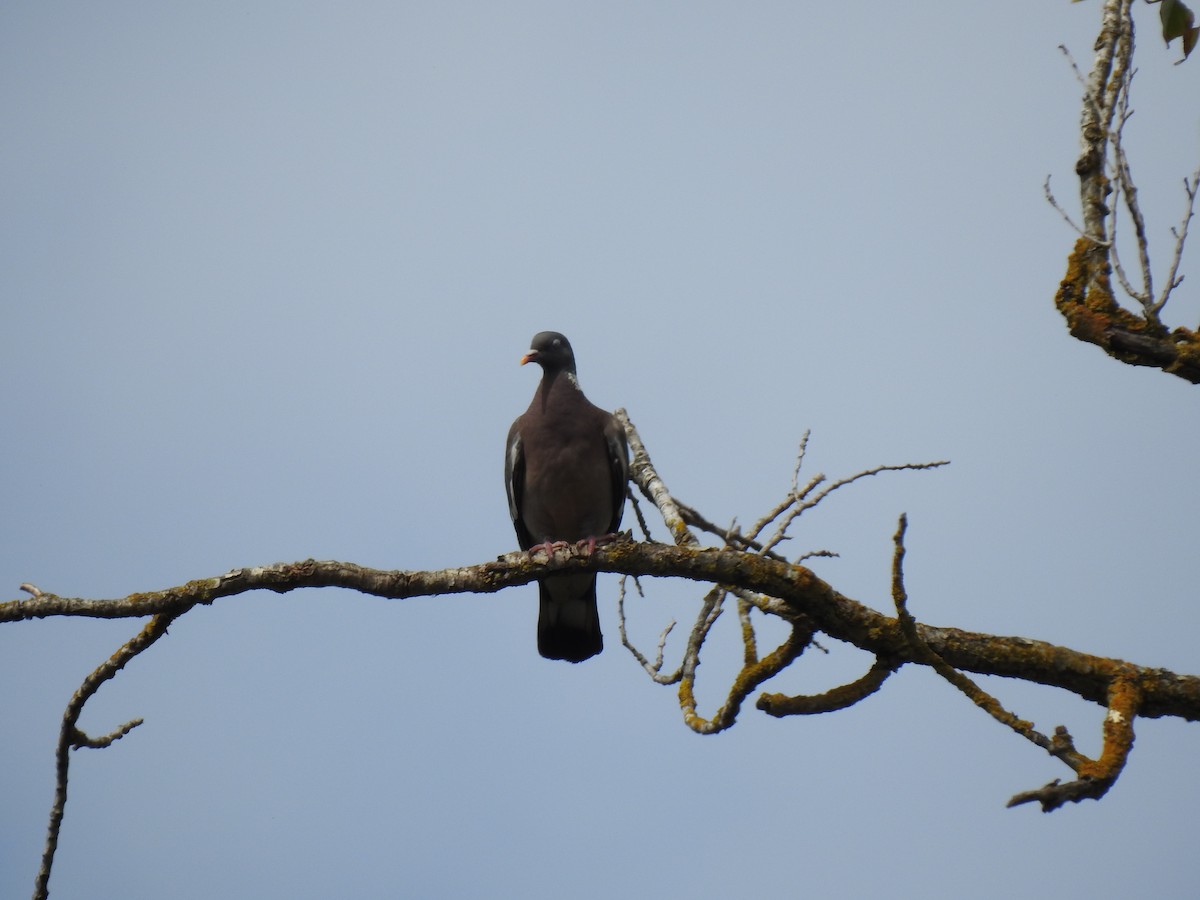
left=565, top=371, right=582, bottom=391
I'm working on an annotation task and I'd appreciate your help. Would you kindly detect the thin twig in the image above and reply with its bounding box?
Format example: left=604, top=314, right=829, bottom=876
left=34, top=610, right=187, bottom=900
left=617, top=575, right=680, bottom=684
left=890, top=515, right=1057, bottom=757
left=73, top=718, right=144, bottom=749
left=1108, top=64, right=1156, bottom=314
left=627, top=490, right=654, bottom=542
left=674, top=501, right=786, bottom=560
left=1045, top=175, right=1105, bottom=244
left=1156, top=167, right=1200, bottom=317
left=759, top=460, right=949, bottom=557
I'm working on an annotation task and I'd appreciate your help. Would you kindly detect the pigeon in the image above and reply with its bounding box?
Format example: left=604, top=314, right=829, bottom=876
left=505, top=331, right=629, bottom=662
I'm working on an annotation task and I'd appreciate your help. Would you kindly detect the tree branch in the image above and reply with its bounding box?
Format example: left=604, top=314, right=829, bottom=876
left=8, top=543, right=1197, bottom=722
left=14, top=416, right=1200, bottom=893
left=1053, top=0, right=1200, bottom=382
left=1006, top=675, right=1142, bottom=812
left=33, top=610, right=185, bottom=900
left=758, top=656, right=898, bottom=716
left=890, top=515, right=1058, bottom=756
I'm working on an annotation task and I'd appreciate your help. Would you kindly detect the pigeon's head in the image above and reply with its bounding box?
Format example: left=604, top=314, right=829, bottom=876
left=521, top=331, right=577, bottom=375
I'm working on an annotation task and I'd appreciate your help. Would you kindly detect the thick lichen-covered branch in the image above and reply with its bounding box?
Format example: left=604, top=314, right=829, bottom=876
left=757, top=657, right=898, bottom=716
left=1007, top=675, right=1142, bottom=812
left=8, top=545, right=1199, bottom=723
left=1056, top=236, right=1200, bottom=382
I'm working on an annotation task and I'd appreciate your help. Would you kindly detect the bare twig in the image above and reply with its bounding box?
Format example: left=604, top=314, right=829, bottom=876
left=758, top=460, right=949, bottom=558
left=617, top=575, right=681, bottom=684
left=674, top=501, right=786, bottom=560
left=890, top=515, right=1056, bottom=756
left=1108, top=67, right=1156, bottom=314
left=745, top=432, right=816, bottom=544
left=795, top=549, right=838, bottom=563
left=1045, top=175, right=1102, bottom=243
left=1157, top=167, right=1200, bottom=319
left=616, top=409, right=699, bottom=548
left=1058, top=42, right=1088, bottom=92
left=72, top=718, right=144, bottom=749
left=34, top=610, right=187, bottom=900
left=758, top=656, right=899, bottom=716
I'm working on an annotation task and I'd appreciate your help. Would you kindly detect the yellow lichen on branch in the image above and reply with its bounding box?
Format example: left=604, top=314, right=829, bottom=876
left=1052, top=237, right=1200, bottom=379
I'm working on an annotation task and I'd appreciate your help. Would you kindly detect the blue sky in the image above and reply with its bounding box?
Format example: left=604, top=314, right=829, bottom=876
left=2, top=4, right=1198, bottom=898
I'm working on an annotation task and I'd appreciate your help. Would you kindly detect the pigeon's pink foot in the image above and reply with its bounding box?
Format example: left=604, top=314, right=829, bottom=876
left=575, top=532, right=621, bottom=554
left=528, top=540, right=571, bottom=557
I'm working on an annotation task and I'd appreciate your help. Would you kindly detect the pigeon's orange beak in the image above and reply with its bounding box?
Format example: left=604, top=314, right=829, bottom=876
left=520, top=351, right=539, bottom=366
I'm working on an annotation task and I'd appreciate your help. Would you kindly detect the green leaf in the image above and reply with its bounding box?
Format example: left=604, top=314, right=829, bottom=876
left=1160, top=0, right=1200, bottom=61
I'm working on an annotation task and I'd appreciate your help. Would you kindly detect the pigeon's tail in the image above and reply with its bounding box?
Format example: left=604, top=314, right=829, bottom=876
left=537, top=573, right=603, bottom=663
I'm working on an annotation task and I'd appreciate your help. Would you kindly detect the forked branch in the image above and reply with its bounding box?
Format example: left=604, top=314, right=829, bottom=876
left=1052, top=0, right=1200, bottom=381
left=9, top=413, right=1200, bottom=896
